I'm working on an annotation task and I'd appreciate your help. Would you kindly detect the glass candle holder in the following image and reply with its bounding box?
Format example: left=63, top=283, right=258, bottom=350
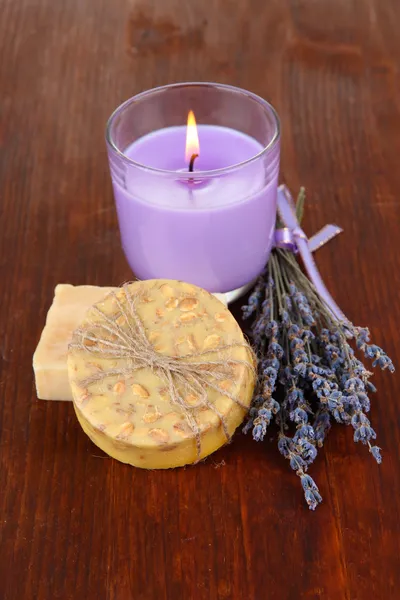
left=106, top=82, right=280, bottom=296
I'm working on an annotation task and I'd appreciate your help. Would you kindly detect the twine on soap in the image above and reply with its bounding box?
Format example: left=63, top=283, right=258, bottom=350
left=69, top=283, right=256, bottom=461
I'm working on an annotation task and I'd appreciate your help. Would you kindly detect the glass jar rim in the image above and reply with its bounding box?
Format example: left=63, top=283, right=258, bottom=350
left=105, top=82, right=280, bottom=178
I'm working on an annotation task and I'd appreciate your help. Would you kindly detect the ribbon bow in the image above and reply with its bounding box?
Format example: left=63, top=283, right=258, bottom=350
left=275, top=185, right=347, bottom=323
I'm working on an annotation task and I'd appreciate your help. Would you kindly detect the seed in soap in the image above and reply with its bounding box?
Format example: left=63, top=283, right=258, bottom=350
left=179, top=297, right=199, bottom=312
left=154, top=343, right=167, bottom=354
left=165, top=297, right=178, bottom=311
left=149, top=428, right=169, bottom=443
left=159, top=283, right=174, bottom=297
left=173, top=422, right=192, bottom=437
left=116, top=422, right=135, bottom=439
left=156, top=308, right=164, bottom=318
left=131, top=383, right=150, bottom=398
left=113, top=381, right=125, bottom=395
left=116, top=289, right=127, bottom=302
left=187, top=334, right=198, bottom=351
left=185, top=393, right=199, bottom=406
left=180, top=311, right=197, bottom=323
left=115, top=406, right=135, bottom=417
left=165, top=411, right=184, bottom=421
left=181, top=283, right=197, bottom=294
left=203, top=334, right=221, bottom=350
left=148, top=330, right=161, bottom=343
left=158, top=387, right=170, bottom=402
left=215, top=312, right=227, bottom=322
left=142, top=407, right=162, bottom=423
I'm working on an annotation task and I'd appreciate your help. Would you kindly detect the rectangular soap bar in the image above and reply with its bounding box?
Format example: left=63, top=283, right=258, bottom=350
left=33, top=284, right=116, bottom=400
left=33, top=284, right=228, bottom=401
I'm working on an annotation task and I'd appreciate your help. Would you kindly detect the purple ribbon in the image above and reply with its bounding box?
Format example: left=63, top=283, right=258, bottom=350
left=275, top=184, right=347, bottom=323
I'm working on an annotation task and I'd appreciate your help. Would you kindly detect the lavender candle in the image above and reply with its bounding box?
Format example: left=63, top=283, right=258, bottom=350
left=106, top=83, right=280, bottom=295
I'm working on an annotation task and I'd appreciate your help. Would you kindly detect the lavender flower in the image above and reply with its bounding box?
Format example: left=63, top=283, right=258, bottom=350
left=291, top=407, right=308, bottom=424
left=242, top=280, right=265, bottom=320
left=241, top=200, right=394, bottom=509
left=301, top=474, right=322, bottom=511
left=285, top=385, right=305, bottom=411
left=293, top=290, right=316, bottom=326
left=313, top=410, right=331, bottom=447
left=253, top=420, right=268, bottom=442
left=370, top=445, right=382, bottom=464
left=244, top=327, right=281, bottom=440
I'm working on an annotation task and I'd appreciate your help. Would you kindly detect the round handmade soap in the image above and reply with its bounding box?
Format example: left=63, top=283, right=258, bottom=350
left=67, top=280, right=256, bottom=469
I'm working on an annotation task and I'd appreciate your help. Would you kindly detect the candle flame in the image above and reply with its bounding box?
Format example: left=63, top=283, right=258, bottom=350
left=185, top=110, right=200, bottom=163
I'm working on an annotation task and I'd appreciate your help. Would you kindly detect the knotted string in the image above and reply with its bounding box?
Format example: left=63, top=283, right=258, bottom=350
left=69, top=283, right=256, bottom=461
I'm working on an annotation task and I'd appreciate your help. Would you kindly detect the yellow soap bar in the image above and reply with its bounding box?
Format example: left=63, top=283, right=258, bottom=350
left=33, top=284, right=116, bottom=400
left=68, top=280, right=256, bottom=469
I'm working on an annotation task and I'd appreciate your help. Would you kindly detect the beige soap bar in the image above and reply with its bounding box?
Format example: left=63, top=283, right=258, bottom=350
left=33, top=284, right=228, bottom=401
left=33, top=284, right=116, bottom=400
left=68, top=280, right=256, bottom=469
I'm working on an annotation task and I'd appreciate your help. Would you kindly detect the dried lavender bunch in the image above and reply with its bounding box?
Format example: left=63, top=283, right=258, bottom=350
left=242, top=192, right=394, bottom=510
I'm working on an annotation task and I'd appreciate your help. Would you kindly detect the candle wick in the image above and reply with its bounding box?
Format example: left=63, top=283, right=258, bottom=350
left=188, top=153, right=199, bottom=173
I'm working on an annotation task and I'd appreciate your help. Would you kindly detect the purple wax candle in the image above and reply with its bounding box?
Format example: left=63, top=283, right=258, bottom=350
left=106, top=83, right=280, bottom=294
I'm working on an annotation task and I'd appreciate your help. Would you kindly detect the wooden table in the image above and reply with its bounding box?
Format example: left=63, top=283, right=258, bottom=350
left=1, top=1, right=399, bottom=598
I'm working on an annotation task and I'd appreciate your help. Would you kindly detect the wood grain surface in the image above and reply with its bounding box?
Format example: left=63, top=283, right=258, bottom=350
left=1, top=1, right=399, bottom=598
